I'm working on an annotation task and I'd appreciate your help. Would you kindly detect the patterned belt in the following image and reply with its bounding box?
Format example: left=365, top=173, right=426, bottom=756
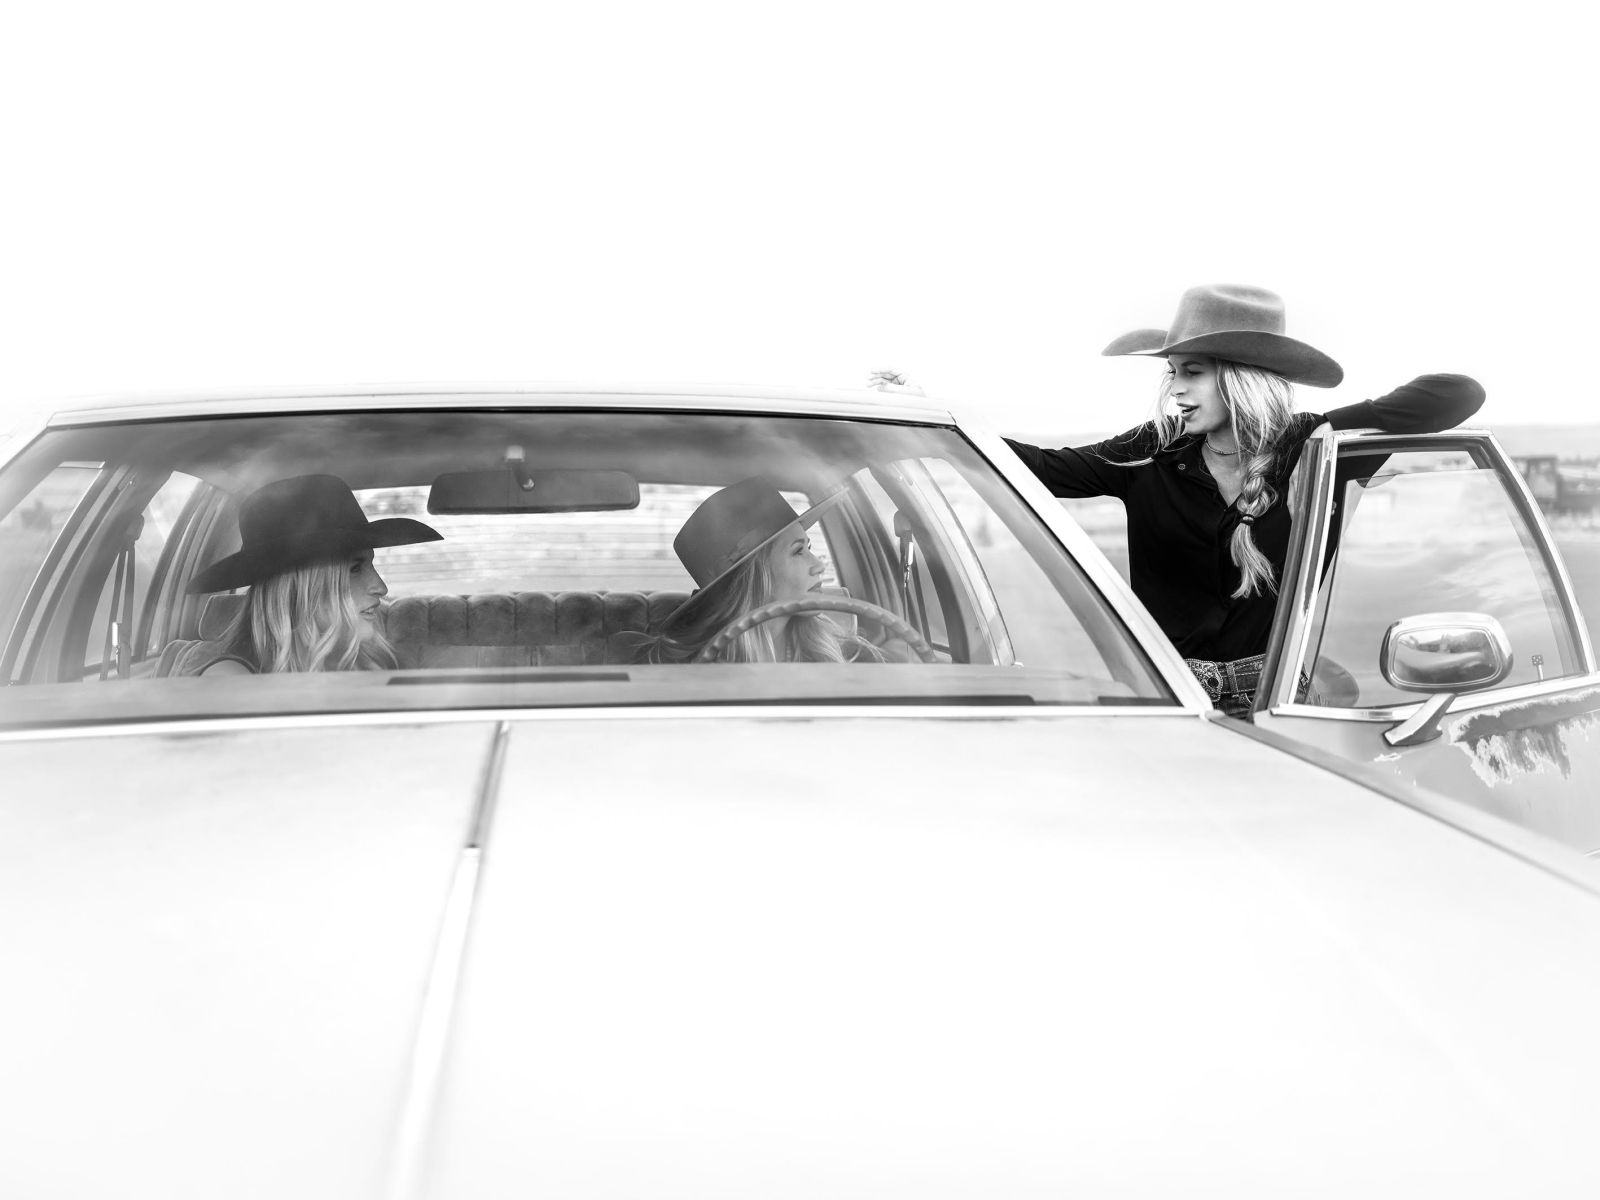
left=1184, top=653, right=1266, bottom=716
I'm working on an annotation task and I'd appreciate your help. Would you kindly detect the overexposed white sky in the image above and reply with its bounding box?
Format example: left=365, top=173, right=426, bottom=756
left=2, top=0, right=1592, bottom=437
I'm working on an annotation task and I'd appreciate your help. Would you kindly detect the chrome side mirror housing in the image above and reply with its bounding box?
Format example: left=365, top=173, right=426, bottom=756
left=1381, top=612, right=1513, bottom=694
left=1379, top=613, right=1513, bottom=748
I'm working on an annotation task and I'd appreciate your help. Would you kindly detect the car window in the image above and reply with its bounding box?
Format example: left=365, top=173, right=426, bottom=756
left=0, top=462, right=102, bottom=656
left=82, top=471, right=204, bottom=677
left=850, top=469, right=954, bottom=652
left=0, top=408, right=1176, bottom=718
left=918, top=457, right=1117, bottom=673
left=1305, top=447, right=1583, bottom=708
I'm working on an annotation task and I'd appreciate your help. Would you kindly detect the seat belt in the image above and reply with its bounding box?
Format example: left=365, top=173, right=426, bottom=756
left=99, top=514, right=143, bottom=680
left=892, top=510, right=925, bottom=629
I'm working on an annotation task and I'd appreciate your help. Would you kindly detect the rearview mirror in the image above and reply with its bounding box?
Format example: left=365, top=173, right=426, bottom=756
left=428, top=469, right=640, bottom=514
left=1380, top=612, right=1512, bottom=694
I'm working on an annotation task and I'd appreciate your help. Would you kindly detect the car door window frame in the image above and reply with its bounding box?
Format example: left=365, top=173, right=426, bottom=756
left=1257, top=427, right=1599, bottom=722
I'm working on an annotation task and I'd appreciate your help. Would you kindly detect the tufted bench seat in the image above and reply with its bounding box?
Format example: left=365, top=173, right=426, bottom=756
left=384, top=590, right=690, bottom=669
left=153, top=589, right=690, bottom=675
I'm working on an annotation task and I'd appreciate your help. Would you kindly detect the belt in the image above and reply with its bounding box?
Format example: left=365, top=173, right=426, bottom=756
left=1184, top=653, right=1266, bottom=714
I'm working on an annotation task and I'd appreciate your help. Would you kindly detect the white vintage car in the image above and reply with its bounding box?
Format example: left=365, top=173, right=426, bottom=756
left=3, top=385, right=1600, bottom=1198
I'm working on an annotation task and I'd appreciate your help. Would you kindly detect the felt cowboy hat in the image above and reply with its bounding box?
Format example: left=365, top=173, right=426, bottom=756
left=669, top=476, right=846, bottom=615
left=1102, top=283, right=1344, bottom=388
left=188, top=474, right=442, bottom=594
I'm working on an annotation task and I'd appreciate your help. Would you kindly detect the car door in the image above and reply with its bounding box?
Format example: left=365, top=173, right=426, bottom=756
left=1251, top=426, right=1600, bottom=855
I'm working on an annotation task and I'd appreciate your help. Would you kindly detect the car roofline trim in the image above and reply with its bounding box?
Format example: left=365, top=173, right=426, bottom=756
left=41, top=385, right=955, bottom=427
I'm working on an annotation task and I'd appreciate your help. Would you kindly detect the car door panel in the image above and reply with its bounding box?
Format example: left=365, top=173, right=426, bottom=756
left=1256, top=429, right=1600, bottom=854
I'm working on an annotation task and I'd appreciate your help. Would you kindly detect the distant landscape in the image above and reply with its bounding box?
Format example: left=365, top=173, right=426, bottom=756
left=1008, top=424, right=1600, bottom=651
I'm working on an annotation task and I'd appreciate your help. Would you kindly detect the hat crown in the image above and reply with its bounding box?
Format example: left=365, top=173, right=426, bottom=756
left=674, top=478, right=801, bottom=588
left=188, top=473, right=441, bottom=593
left=237, top=474, right=371, bottom=546
left=1166, top=283, right=1287, bottom=343
left=1100, top=282, right=1343, bottom=388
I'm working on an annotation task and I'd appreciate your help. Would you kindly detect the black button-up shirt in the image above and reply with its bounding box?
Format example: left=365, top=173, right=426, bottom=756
left=1005, top=374, right=1485, bottom=662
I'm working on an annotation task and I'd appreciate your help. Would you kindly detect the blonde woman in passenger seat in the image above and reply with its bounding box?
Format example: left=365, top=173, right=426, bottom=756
left=183, top=474, right=441, bottom=676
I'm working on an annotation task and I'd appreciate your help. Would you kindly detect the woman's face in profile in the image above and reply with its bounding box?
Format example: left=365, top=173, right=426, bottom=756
left=349, top=550, right=389, bottom=635
left=765, top=522, right=825, bottom=603
left=1167, top=355, right=1227, bottom=437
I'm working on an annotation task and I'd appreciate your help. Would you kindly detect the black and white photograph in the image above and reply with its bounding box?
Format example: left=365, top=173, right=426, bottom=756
left=4, top=2, right=1599, bottom=1196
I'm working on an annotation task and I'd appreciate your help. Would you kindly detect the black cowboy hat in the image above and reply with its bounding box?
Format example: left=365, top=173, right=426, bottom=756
left=1102, top=283, right=1344, bottom=388
left=188, top=474, right=442, bottom=594
left=668, top=476, right=846, bottom=617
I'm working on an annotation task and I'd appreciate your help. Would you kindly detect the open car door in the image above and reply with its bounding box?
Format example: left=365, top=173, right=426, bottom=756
left=1249, top=426, right=1600, bottom=856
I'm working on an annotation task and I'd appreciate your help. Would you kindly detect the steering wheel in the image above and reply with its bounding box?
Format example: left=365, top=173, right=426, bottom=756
left=694, top=595, right=940, bottom=664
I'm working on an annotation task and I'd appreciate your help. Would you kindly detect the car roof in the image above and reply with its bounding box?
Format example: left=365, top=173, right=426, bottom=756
left=41, top=383, right=959, bottom=428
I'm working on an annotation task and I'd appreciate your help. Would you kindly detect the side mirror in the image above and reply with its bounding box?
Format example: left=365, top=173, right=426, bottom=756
left=1380, top=612, right=1513, bottom=694
left=1379, top=613, right=1512, bottom=748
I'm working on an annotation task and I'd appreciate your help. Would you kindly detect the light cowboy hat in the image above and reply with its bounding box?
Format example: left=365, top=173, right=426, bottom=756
left=188, top=474, right=442, bottom=594
left=669, top=476, right=846, bottom=615
left=1102, top=283, right=1344, bottom=388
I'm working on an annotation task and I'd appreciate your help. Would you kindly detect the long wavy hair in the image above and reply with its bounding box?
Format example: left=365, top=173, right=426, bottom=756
left=1124, top=358, right=1297, bottom=598
left=641, top=547, right=883, bottom=664
left=215, top=559, right=398, bottom=673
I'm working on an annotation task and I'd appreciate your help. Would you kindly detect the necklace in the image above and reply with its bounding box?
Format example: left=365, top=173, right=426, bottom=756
left=1204, top=441, right=1238, bottom=457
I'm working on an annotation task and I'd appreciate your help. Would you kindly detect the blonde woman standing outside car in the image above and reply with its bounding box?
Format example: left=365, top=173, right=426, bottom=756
left=1006, top=284, right=1483, bottom=713
left=877, top=284, right=1486, bottom=714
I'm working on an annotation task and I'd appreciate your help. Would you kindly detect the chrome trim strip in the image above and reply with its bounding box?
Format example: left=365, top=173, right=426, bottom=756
left=1211, top=711, right=1600, bottom=899
left=963, top=425, right=1213, bottom=712
left=1261, top=431, right=1337, bottom=711
left=42, top=385, right=953, bottom=428
left=1266, top=669, right=1600, bottom=723
left=0, top=702, right=1196, bottom=743
left=1267, top=701, right=1428, bottom=724
left=382, top=721, right=509, bottom=1200
left=1327, top=426, right=1494, bottom=444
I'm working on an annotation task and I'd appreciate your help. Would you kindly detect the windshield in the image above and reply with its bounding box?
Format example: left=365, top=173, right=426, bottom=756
left=0, top=406, right=1174, bottom=724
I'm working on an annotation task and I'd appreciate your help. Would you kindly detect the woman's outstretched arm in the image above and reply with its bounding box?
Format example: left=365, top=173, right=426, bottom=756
left=1003, top=425, right=1157, bottom=499
left=1318, top=373, right=1486, bottom=433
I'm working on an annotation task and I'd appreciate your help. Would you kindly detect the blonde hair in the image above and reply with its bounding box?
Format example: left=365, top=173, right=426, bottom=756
left=645, top=542, right=883, bottom=664
left=1128, top=358, right=1297, bottom=598
left=219, top=559, right=397, bottom=673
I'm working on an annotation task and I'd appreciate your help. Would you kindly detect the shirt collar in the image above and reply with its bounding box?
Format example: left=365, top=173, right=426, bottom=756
left=1153, top=433, right=1204, bottom=462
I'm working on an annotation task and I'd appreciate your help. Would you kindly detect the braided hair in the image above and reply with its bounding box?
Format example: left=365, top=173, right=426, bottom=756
left=1212, top=362, right=1296, bottom=597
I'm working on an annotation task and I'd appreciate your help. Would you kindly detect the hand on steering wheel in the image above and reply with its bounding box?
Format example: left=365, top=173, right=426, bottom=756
left=694, top=595, right=939, bottom=663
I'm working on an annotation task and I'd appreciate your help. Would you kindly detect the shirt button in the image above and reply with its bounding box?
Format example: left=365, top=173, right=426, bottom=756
left=1177, top=463, right=1187, bottom=471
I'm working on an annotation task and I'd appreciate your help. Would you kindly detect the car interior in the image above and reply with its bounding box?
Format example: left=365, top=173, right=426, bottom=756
left=0, top=407, right=1176, bottom=714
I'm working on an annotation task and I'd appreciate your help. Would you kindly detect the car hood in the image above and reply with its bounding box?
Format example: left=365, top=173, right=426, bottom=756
left=6, top=712, right=1600, bottom=1197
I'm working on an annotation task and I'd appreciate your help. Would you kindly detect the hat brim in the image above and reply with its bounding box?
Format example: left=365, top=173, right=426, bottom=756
left=188, top=516, right=442, bottom=593
left=665, top=487, right=851, bottom=628
left=1102, top=329, right=1344, bottom=388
